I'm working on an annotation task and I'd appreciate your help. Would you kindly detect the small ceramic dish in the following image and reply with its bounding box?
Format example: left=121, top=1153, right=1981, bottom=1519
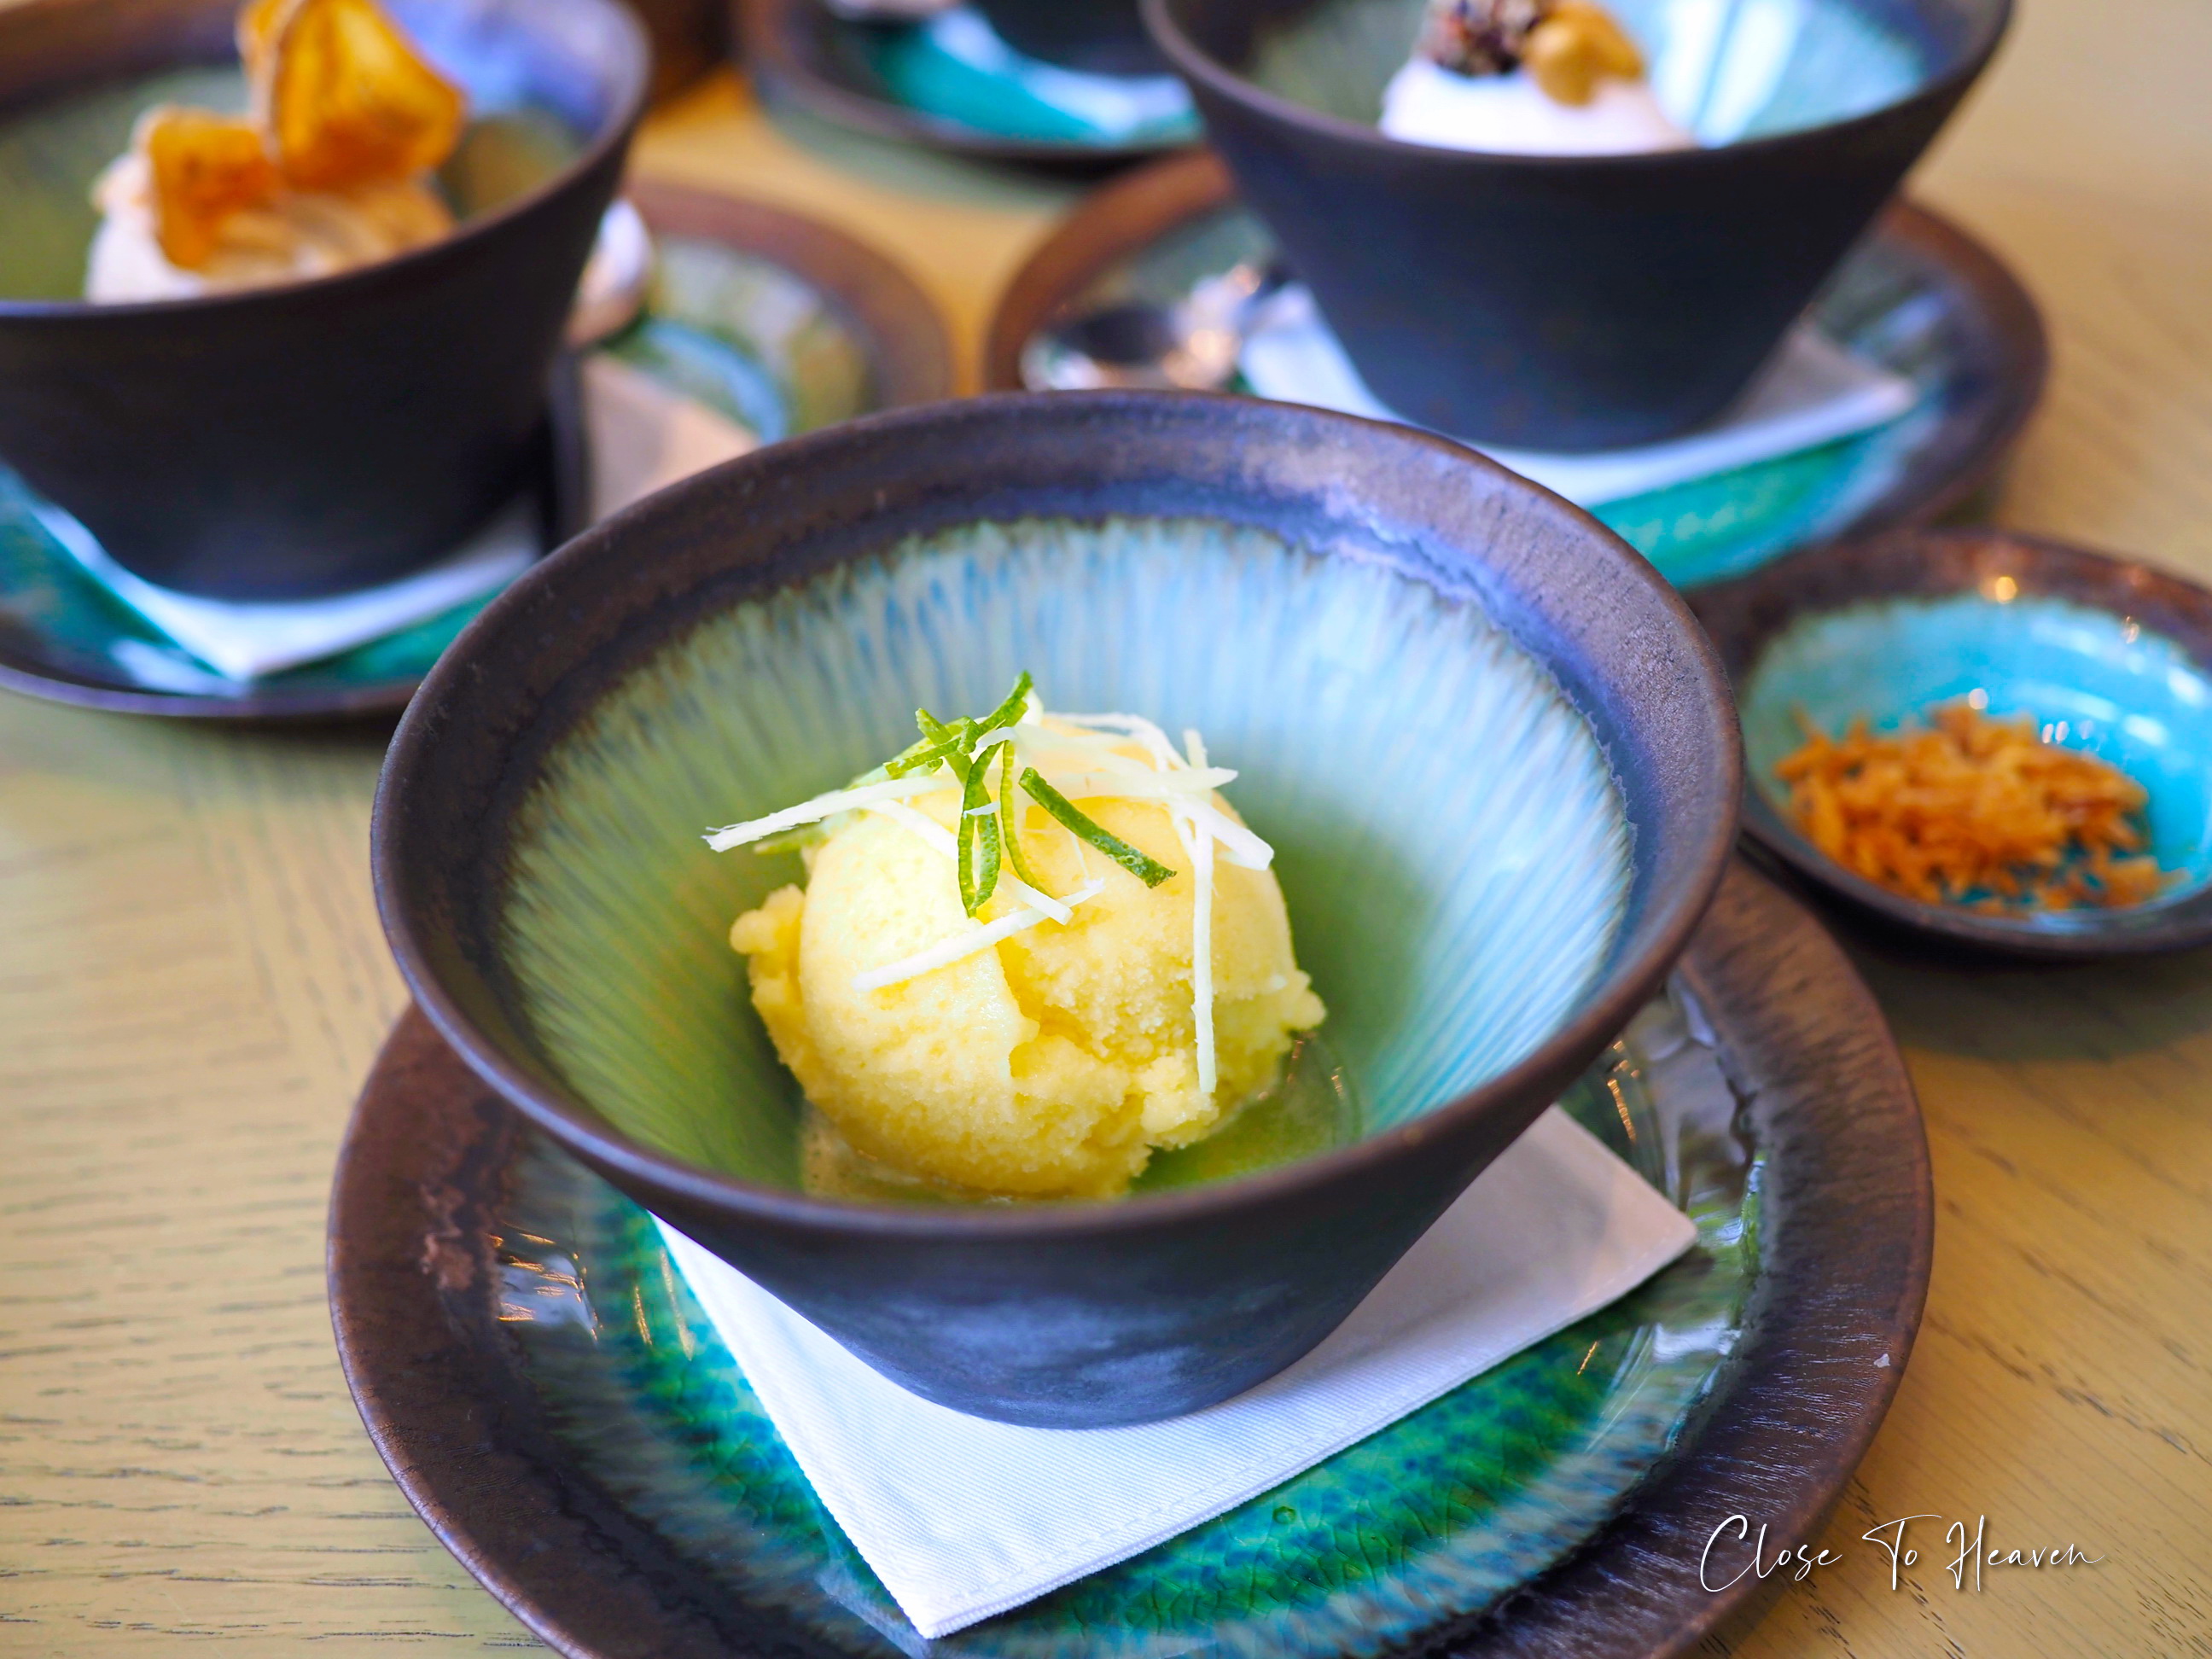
left=1143, top=0, right=2010, bottom=450
left=1691, top=527, right=2212, bottom=958
left=0, top=185, right=954, bottom=721
left=740, top=0, right=1199, bottom=166
left=371, top=390, right=1740, bottom=1428
left=0, top=0, right=649, bottom=598
left=985, top=151, right=2046, bottom=590
left=332, top=862, right=1930, bottom=1657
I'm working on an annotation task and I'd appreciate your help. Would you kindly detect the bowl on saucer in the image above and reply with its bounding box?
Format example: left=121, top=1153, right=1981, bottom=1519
left=372, top=390, right=1739, bottom=1427
left=0, top=0, right=649, bottom=599
left=1143, top=0, right=2011, bottom=451
left=1693, top=526, right=2212, bottom=958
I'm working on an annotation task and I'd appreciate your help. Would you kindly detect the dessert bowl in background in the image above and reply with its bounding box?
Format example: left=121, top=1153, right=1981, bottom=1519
left=372, top=391, right=1740, bottom=1427
left=0, top=0, right=648, bottom=599
left=1143, top=0, right=2011, bottom=451
left=973, top=0, right=1167, bottom=74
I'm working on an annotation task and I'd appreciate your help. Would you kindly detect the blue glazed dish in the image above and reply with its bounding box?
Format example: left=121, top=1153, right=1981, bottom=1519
left=1692, top=527, right=2212, bottom=957
left=372, top=391, right=1740, bottom=1427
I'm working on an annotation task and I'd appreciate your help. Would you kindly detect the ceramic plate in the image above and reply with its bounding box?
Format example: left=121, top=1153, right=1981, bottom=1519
left=329, top=861, right=1929, bottom=1658
left=0, top=183, right=952, bottom=721
left=1693, top=526, right=2212, bottom=958
left=984, top=152, right=2046, bottom=590
left=740, top=0, right=1199, bottom=168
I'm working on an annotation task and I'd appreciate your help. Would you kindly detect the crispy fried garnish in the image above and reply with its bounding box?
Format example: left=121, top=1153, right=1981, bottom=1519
left=1777, top=701, right=2172, bottom=912
left=1522, top=1, right=1644, bottom=104
left=139, top=106, right=282, bottom=269
left=247, top=0, right=465, bottom=193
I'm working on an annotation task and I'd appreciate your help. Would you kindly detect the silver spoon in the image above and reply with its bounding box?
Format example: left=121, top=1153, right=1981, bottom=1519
left=1021, top=259, right=1292, bottom=393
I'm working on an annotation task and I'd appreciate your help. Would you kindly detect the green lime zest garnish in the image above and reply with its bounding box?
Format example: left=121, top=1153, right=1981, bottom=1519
left=1020, top=768, right=1177, bottom=888
left=974, top=670, right=1034, bottom=737
left=998, top=742, right=1051, bottom=893
left=958, top=745, right=1001, bottom=915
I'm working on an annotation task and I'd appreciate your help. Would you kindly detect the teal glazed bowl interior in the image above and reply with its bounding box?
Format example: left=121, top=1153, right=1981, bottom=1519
left=0, top=0, right=647, bottom=597
left=1144, top=0, right=2010, bottom=449
left=373, top=391, right=1740, bottom=1427
left=1693, top=527, right=2212, bottom=957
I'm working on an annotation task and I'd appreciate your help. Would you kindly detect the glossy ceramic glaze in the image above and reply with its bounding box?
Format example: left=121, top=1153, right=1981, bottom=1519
left=975, top=0, right=1165, bottom=74
left=741, top=0, right=1198, bottom=162
left=1144, top=0, right=2010, bottom=450
left=330, top=863, right=1931, bottom=1657
left=0, top=0, right=648, bottom=598
left=0, top=184, right=954, bottom=719
left=372, top=392, right=1740, bottom=1425
left=984, top=151, right=2046, bottom=590
left=1693, top=527, right=2212, bottom=956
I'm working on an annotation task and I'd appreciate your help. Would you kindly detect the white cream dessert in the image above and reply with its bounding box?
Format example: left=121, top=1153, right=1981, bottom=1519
left=1380, top=0, right=1691, bottom=154
left=83, top=0, right=465, bottom=304
left=87, top=115, right=451, bottom=302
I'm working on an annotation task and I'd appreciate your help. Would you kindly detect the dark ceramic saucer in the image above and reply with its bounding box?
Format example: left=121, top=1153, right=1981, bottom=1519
left=0, top=185, right=952, bottom=722
left=985, top=150, right=2047, bottom=590
left=1691, top=527, right=2212, bottom=958
left=740, top=0, right=1199, bottom=167
left=329, top=861, right=1928, bottom=1658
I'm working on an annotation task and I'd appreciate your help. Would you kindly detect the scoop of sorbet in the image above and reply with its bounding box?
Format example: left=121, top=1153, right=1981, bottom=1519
left=731, top=786, right=1325, bottom=1200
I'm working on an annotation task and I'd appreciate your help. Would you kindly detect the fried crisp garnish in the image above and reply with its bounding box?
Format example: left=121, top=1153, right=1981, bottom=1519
left=139, top=106, right=282, bottom=269
left=1522, top=1, right=1644, bottom=103
left=1777, top=701, right=2172, bottom=912
left=247, top=0, right=465, bottom=193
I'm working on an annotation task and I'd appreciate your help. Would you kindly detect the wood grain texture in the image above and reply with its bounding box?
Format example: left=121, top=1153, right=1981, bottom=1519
left=3, top=9, right=2209, bottom=1653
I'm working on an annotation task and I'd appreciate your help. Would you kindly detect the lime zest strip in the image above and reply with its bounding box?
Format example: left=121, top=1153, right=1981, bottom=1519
left=958, top=748, right=1002, bottom=917
left=1020, top=768, right=1177, bottom=888
left=998, top=743, right=1052, bottom=895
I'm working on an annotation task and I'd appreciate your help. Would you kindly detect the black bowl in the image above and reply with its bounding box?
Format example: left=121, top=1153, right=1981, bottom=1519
left=975, top=0, right=1167, bottom=76
left=1144, top=0, right=2009, bottom=451
left=0, top=0, right=648, bottom=599
left=372, top=391, right=1740, bottom=1427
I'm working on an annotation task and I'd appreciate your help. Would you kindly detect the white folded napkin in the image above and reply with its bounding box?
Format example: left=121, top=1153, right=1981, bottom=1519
left=1239, top=284, right=1916, bottom=508
left=42, top=352, right=756, bottom=682
left=657, top=1104, right=1697, bottom=1639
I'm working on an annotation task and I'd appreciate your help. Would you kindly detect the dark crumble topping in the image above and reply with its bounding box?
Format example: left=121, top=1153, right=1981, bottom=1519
left=1417, top=0, right=1551, bottom=77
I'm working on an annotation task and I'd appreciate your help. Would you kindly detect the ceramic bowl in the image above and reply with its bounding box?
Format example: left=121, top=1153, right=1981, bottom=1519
left=373, top=392, right=1740, bottom=1427
left=1144, top=0, right=2009, bottom=451
left=974, top=0, right=1167, bottom=75
left=0, top=0, right=648, bottom=599
left=1692, top=527, right=2212, bottom=958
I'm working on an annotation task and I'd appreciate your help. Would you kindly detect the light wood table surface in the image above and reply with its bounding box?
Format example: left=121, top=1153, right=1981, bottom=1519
left=4, top=2, right=2210, bottom=1650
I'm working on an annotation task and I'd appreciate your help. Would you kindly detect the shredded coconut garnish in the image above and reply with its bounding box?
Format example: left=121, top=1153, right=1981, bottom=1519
left=701, top=673, right=1275, bottom=1094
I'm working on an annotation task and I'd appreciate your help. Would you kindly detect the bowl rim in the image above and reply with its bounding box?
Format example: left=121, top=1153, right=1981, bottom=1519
left=374, top=388, right=1742, bottom=1240
left=0, top=0, right=650, bottom=322
left=1140, top=0, right=2012, bottom=170
left=1691, top=524, right=2212, bottom=958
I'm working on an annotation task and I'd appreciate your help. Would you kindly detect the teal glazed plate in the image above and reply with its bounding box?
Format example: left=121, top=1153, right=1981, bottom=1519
left=984, top=152, right=2046, bottom=589
left=742, top=0, right=1200, bottom=166
left=0, top=183, right=952, bottom=720
left=329, top=862, right=1930, bottom=1658
left=1692, top=526, right=2212, bottom=958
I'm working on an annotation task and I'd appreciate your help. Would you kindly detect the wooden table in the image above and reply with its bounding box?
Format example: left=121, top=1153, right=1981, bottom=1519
left=4, top=2, right=2209, bottom=1649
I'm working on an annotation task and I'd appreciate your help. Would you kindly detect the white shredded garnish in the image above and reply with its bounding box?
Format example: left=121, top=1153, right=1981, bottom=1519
left=703, top=773, right=942, bottom=851
left=853, top=880, right=1106, bottom=992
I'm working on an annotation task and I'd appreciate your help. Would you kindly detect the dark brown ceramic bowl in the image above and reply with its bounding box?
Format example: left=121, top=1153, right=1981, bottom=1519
left=1144, top=0, right=2010, bottom=451
left=1692, top=527, right=2212, bottom=958
left=372, top=391, right=1741, bottom=1428
left=975, top=0, right=1166, bottom=75
left=0, top=0, right=649, bottom=599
